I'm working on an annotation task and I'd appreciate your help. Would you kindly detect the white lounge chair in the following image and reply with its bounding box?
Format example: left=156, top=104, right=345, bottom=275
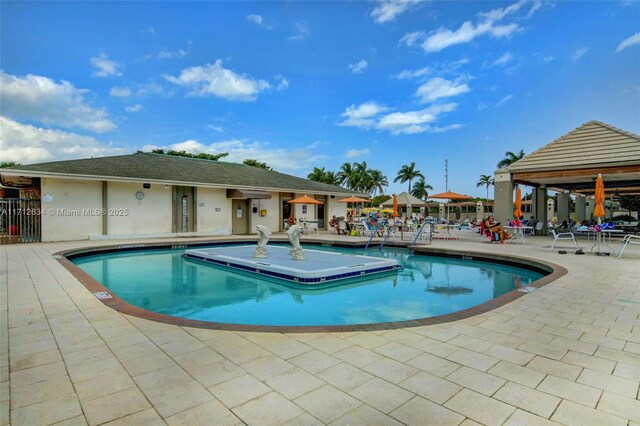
left=550, top=229, right=579, bottom=251
left=617, top=234, right=640, bottom=258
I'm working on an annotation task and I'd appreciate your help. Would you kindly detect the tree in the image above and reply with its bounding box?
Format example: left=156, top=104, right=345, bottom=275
left=337, top=163, right=355, bottom=188
left=496, top=149, right=525, bottom=169
left=394, top=162, right=424, bottom=193
left=411, top=178, right=433, bottom=200
left=243, top=159, right=272, bottom=170
left=323, top=171, right=341, bottom=186
left=368, top=169, right=388, bottom=197
left=619, top=195, right=640, bottom=219
left=476, top=174, right=494, bottom=200
left=150, top=148, right=229, bottom=161
left=0, top=162, right=20, bottom=168
left=307, top=167, right=327, bottom=182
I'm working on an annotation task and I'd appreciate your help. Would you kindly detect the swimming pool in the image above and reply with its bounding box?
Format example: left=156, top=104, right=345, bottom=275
left=71, top=244, right=545, bottom=327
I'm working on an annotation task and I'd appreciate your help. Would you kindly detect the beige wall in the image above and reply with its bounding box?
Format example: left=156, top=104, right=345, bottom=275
left=248, top=193, right=279, bottom=234
left=327, top=199, right=348, bottom=219
left=107, top=182, right=171, bottom=234
left=41, top=178, right=102, bottom=242
left=196, top=187, right=232, bottom=234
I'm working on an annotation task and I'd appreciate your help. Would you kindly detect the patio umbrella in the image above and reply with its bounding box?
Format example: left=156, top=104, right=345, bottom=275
left=428, top=191, right=473, bottom=222
left=381, top=208, right=394, bottom=214
left=514, top=187, right=523, bottom=218
left=361, top=207, right=380, bottom=213
left=393, top=194, right=399, bottom=218
left=287, top=195, right=323, bottom=205
left=336, top=196, right=369, bottom=203
left=594, top=173, right=605, bottom=220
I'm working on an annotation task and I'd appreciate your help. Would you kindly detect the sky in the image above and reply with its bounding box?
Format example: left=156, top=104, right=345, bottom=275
left=1, top=0, right=639, bottom=198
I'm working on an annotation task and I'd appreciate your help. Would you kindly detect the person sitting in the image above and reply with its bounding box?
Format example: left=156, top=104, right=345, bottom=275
left=483, top=216, right=511, bottom=244
left=286, top=216, right=296, bottom=229
left=329, top=215, right=340, bottom=233
left=367, top=212, right=384, bottom=237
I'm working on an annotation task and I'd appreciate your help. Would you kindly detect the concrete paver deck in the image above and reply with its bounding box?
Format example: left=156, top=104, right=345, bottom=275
left=1, top=231, right=639, bottom=425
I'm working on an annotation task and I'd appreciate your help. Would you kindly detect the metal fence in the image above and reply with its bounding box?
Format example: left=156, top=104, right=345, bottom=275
left=0, top=198, right=41, bottom=244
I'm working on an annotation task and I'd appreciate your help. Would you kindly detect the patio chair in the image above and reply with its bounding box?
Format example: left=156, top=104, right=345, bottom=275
left=306, top=221, right=319, bottom=235
left=617, top=234, right=640, bottom=258
left=338, top=220, right=349, bottom=235
left=534, top=222, right=544, bottom=236
left=479, top=222, right=500, bottom=244
left=360, top=220, right=377, bottom=237
left=550, top=229, right=579, bottom=252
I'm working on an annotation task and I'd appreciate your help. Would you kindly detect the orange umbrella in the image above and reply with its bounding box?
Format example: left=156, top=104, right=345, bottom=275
left=428, top=191, right=472, bottom=222
left=336, top=196, right=369, bottom=203
left=287, top=195, right=323, bottom=205
left=593, top=174, right=605, bottom=219
left=513, top=187, right=522, bottom=218
left=392, top=194, right=399, bottom=218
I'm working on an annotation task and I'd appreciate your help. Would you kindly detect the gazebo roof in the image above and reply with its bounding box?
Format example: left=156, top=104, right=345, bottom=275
left=506, top=120, right=640, bottom=195
left=381, top=192, right=427, bottom=207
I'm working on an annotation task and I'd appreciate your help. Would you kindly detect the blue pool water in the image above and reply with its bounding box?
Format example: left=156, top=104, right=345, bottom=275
left=72, top=244, right=543, bottom=326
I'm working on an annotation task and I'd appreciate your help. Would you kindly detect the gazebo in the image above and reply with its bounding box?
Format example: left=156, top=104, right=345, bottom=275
left=493, top=120, right=640, bottom=228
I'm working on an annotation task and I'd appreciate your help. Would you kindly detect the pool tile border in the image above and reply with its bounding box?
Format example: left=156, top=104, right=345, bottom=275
left=53, top=238, right=567, bottom=333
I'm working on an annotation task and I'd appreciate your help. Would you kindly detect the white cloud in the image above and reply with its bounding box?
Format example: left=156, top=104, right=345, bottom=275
left=288, top=22, right=310, bottom=41
left=90, top=53, right=122, bottom=77
left=348, top=60, right=368, bottom=74
left=275, top=75, right=289, bottom=91
left=492, top=52, right=514, bottom=66
left=165, top=59, right=271, bottom=101
left=207, top=125, right=224, bottom=132
left=393, top=66, right=429, bottom=79
left=159, top=49, right=188, bottom=59
left=495, top=94, right=513, bottom=107
left=400, top=31, right=426, bottom=47
left=339, top=101, right=389, bottom=129
left=415, top=77, right=470, bottom=103
left=376, top=103, right=458, bottom=134
left=418, top=0, right=541, bottom=53
left=125, top=104, right=143, bottom=112
left=0, top=71, right=116, bottom=133
left=616, top=32, right=640, bottom=52
left=0, top=116, right=126, bottom=164
left=346, top=148, right=370, bottom=158
left=371, top=0, right=424, bottom=24
left=571, top=47, right=589, bottom=61
left=110, top=86, right=131, bottom=97
left=142, top=138, right=327, bottom=171
left=246, top=14, right=263, bottom=25
left=543, top=55, right=554, bottom=62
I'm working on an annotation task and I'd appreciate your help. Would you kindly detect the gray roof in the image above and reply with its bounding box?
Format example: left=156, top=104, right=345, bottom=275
left=381, top=192, right=427, bottom=206
left=507, top=120, right=640, bottom=173
left=2, top=152, right=355, bottom=195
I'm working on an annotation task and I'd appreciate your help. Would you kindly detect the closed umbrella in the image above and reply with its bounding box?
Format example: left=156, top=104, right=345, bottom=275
left=513, top=187, right=522, bottom=219
left=393, top=194, right=399, bottom=218
left=594, top=174, right=605, bottom=220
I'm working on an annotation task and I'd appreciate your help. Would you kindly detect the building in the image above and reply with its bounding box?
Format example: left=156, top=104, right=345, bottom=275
left=0, top=153, right=357, bottom=242
left=493, top=121, right=640, bottom=226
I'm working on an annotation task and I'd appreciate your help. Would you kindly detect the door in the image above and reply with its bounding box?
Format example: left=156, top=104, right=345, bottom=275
left=173, top=186, right=195, bottom=233
left=232, top=200, right=249, bottom=234
left=316, top=196, right=327, bottom=229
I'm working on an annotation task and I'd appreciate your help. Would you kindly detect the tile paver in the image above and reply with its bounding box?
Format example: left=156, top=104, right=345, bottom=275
left=3, top=234, right=639, bottom=425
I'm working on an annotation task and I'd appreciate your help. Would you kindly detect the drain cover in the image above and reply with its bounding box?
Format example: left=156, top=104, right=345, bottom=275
left=517, top=287, right=536, bottom=293
left=93, top=291, right=112, bottom=299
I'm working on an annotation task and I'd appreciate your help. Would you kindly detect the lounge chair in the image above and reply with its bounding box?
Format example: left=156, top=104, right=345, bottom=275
left=550, top=229, right=579, bottom=251
left=479, top=222, right=500, bottom=243
left=617, top=234, right=640, bottom=258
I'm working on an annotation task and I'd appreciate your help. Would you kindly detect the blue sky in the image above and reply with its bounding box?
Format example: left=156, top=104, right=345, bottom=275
left=1, top=0, right=639, bottom=197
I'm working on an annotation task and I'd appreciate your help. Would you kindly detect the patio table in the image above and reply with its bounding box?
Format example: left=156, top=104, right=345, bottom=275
left=589, top=229, right=623, bottom=254
left=505, top=226, right=533, bottom=244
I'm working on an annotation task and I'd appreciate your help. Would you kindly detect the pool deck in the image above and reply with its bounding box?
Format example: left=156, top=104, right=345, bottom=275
left=1, top=231, right=639, bottom=425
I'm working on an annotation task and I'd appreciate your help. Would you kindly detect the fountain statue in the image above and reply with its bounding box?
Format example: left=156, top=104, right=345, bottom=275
left=286, top=224, right=305, bottom=260
left=253, top=225, right=272, bottom=258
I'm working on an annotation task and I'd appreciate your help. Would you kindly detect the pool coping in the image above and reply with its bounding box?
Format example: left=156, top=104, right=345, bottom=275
left=53, top=238, right=568, bottom=333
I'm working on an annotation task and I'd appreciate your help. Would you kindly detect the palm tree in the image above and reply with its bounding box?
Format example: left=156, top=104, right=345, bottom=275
left=307, top=167, right=327, bottom=182
left=411, top=178, right=433, bottom=200
left=476, top=174, right=494, bottom=200
left=323, top=171, right=341, bottom=186
left=368, top=170, right=388, bottom=197
left=352, top=161, right=370, bottom=192
left=394, top=162, right=424, bottom=193
left=337, top=163, right=355, bottom=188
left=497, top=149, right=526, bottom=169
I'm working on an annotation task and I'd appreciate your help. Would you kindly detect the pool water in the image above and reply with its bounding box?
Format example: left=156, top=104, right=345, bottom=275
left=72, top=244, right=543, bottom=326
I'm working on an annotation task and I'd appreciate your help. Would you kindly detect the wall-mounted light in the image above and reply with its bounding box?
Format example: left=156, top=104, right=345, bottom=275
left=143, top=183, right=151, bottom=189
left=164, top=185, right=170, bottom=190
